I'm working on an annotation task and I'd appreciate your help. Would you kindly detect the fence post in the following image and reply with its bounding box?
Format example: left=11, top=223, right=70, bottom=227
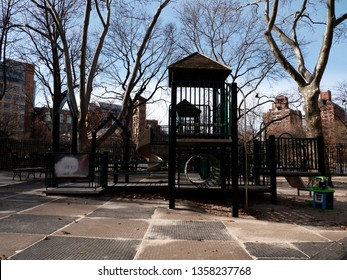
left=253, top=139, right=260, bottom=185
left=317, top=136, right=326, bottom=176
left=168, top=81, right=177, bottom=209
left=101, top=151, right=109, bottom=188
left=268, top=135, right=277, bottom=204
left=231, top=82, right=239, bottom=217
left=113, top=159, right=119, bottom=184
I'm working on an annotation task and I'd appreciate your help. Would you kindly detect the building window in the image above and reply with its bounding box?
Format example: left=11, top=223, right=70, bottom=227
left=45, top=112, right=51, bottom=122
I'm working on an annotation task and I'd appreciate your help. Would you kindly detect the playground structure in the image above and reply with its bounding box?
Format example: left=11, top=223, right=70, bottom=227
left=166, top=53, right=239, bottom=213
left=136, top=127, right=164, bottom=172
left=42, top=53, right=333, bottom=217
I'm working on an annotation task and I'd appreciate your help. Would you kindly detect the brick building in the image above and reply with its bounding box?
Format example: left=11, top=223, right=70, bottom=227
left=0, top=60, right=35, bottom=139
left=262, top=95, right=305, bottom=138
left=319, top=90, right=346, bottom=144
left=32, top=107, right=74, bottom=142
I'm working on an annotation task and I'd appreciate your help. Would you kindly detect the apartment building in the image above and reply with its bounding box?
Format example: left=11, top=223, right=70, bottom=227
left=0, top=60, right=35, bottom=139
left=319, top=90, right=346, bottom=144
left=262, top=95, right=305, bottom=138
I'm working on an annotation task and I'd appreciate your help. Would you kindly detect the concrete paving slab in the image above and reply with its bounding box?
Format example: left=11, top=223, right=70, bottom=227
left=100, top=200, right=161, bottom=208
left=0, top=214, right=76, bottom=234
left=153, top=206, right=225, bottom=221
left=6, top=194, right=54, bottom=203
left=1, top=175, right=346, bottom=260
left=0, top=172, right=23, bottom=187
left=10, top=236, right=141, bottom=260
left=0, top=181, right=44, bottom=192
left=136, top=240, right=253, bottom=260
left=45, top=187, right=106, bottom=196
left=292, top=241, right=334, bottom=257
left=146, top=220, right=233, bottom=241
left=53, top=196, right=112, bottom=205
left=0, top=211, right=14, bottom=218
left=0, top=191, right=20, bottom=197
left=53, top=217, right=149, bottom=239
left=311, top=230, right=347, bottom=241
left=0, top=200, right=43, bottom=212
left=244, top=242, right=308, bottom=259
left=310, top=237, right=347, bottom=259
left=0, top=232, right=45, bottom=259
left=21, top=201, right=100, bottom=217
left=88, top=205, right=156, bottom=219
left=225, top=218, right=328, bottom=242
left=107, top=197, right=168, bottom=207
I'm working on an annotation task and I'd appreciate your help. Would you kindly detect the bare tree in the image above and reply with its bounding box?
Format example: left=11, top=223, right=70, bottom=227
left=176, top=0, right=282, bottom=126
left=335, top=80, right=347, bottom=104
left=95, top=0, right=173, bottom=146
left=261, top=0, right=347, bottom=138
left=253, top=0, right=347, bottom=182
left=0, top=0, right=24, bottom=100
left=23, top=0, right=81, bottom=151
left=27, top=0, right=112, bottom=151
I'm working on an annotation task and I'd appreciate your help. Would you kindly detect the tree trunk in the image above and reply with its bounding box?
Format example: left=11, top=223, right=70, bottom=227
left=300, top=85, right=332, bottom=184
left=78, top=117, right=89, bottom=152
left=300, top=85, right=323, bottom=138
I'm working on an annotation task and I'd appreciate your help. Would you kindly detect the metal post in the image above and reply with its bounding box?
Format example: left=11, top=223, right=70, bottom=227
left=91, top=130, right=96, bottom=153
left=169, top=82, right=177, bottom=209
left=253, top=139, right=260, bottom=185
left=243, top=91, right=248, bottom=213
left=231, top=82, right=239, bottom=217
left=102, top=151, right=109, bottom=188
left=268, top=135, right=277, bottom=204
left=317, top=136, right=326, bottom=176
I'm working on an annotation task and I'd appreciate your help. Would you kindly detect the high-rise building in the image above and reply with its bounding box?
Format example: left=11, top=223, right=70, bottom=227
left=319, top=90, right=346, bottom=144
left=0, top=60, right=35, bottom=139
left=262, top=95, right=305, bottom=138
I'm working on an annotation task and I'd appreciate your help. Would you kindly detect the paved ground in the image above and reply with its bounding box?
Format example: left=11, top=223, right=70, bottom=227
left=0, top=171, right=346, bottom=260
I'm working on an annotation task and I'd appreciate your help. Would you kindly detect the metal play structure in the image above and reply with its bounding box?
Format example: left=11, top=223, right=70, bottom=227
left=167, top=53, right=239, bottom=215
left=42, top=53, right=330, bottom=218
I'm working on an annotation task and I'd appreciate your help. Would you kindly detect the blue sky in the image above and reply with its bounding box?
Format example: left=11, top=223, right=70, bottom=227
left=146, top=1, right=347, bottom=123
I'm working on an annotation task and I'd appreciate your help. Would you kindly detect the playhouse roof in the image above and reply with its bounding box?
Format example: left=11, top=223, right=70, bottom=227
left=168, top=52, right=231, bottom=86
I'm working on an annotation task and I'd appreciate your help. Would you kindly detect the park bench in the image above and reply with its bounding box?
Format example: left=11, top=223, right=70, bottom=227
left=12, top=167, right=45, bottom=181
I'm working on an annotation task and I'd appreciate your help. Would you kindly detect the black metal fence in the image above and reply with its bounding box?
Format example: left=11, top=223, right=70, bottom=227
left=0, top=139, right=51, bottom=169
left=247, top=138, right=347, bottom=177
left=2, top=136, right=347, bottom=179
left=326, top=143, right=347, bottom=175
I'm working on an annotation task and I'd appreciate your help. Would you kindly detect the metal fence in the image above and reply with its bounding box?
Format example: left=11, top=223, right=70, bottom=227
left=326, top=143, right=347, bottom=175
left=244, top=137, right=347, bottom=178
left=0, top=139, right=51, bottom=169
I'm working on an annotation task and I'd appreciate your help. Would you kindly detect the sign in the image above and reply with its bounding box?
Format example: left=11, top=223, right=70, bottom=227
left=54, top=154, right=90, bottom=178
